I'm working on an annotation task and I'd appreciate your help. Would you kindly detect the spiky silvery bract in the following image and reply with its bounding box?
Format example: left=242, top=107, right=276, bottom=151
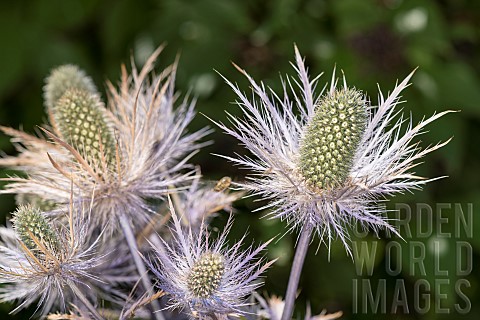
left=0, top=205, right=103, bottom=316
left=215, top=46, right=452, bottom=255
left=147, top=200, right=274, bottom=318
left=44, top=64, right=98, bottom=111
left=0, top=48, right=209, bottom=234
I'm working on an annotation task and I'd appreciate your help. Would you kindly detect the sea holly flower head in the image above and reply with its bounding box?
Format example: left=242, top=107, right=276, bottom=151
left=147, top=199, right=274, bottom=319
left=298, top=87, right=367, bottom=192
left=0, top=204, right=103, bottom=316
left=215, top=46, right=453, bottom=255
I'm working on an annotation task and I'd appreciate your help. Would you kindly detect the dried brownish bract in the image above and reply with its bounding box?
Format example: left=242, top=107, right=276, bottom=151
left=0, top=47, right=210, bottom=235
left=0, top=125, right=72, bottom=204
left=255, top=293, right=343, bottom=320
left=47, top=305, right=122, bottom=320
left=120, top=291, right=166, bottom=320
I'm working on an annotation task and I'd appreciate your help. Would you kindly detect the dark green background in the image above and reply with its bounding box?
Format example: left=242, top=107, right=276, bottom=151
left=0, top=0, right=478, bottom=319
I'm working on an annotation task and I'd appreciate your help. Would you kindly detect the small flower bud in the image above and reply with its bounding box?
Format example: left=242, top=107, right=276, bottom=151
left=299, top=88, right=367, bottom=191
left=187, top=252, right=225, bottom=298
left=44, top=65, right=97, bottom=111
left=12, top=205, right=60, bottom=252
left=53, top=88, right=116, bottom=168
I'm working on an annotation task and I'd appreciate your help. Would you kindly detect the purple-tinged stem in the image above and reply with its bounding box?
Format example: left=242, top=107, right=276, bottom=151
left=119, top=213, right=165, bottom=320
left=280, top=224, right=313, bottom=320
left=70, top=281, right=104, bottom=320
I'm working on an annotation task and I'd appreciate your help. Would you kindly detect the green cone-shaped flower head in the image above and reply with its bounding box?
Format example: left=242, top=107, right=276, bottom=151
left=44, top=64, right=97, bottom=111
left=187, top=252, right=225, bottom=298
left=53, top=88, right=116, bottom=168
left=299, top=88, right=367, bottom=192
left=12, top=205, right=60, bottom=252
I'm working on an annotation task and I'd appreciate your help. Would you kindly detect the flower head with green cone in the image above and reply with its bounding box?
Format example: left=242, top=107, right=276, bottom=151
left=147, top=199, right=274, bottom=319
left=0, top=205, right=104, bottom=317
left=215, top=46, right=453, bottom=255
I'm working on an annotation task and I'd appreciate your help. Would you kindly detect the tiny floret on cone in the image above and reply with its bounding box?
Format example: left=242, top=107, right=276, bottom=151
left=299, top=88, right=367, bottom=191
left=53, top=88, right=116, bottom=168
left=12, top=205, right=60, bottom=253
left=187, top=252, right=225, bottom=298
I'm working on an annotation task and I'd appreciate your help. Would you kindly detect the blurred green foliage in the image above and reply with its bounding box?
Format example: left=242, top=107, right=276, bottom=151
left=0, top=0, right=478, bottom=319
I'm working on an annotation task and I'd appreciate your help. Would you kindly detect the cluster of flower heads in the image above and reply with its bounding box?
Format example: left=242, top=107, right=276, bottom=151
left=0, top=48, right=267, bottom=319
left=1, top=48, right=211, bottom=234
left=0, top=45, right=451, bottom=319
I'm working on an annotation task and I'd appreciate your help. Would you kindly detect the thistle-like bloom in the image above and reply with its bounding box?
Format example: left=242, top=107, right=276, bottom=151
left=0, top=205, right=103, bottom=316
left=0, top=47, right=209, bottom=233
left=215, top=46, right=452, bottom=254
left=147, top=199, right=274, bottom=319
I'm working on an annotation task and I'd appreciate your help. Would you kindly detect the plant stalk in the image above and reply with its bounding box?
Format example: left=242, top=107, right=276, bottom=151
left=70, top=281, right=104, bottom=320
left=119, top=213, right=165, bottom=320
left=280, top=224, right=313, bottom=320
